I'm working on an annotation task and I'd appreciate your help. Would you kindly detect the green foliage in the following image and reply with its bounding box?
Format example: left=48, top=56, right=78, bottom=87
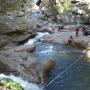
left=55, top=0, right=72, bottom=14
left=0, top=79, right=23, bottom=90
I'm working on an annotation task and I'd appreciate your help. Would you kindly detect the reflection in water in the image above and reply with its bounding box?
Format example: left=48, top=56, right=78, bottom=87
left=33, top=43, right=90, bottom=90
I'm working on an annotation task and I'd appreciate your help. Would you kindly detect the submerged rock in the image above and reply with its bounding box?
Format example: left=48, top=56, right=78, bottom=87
left=43, top=60, right=56, bottom=77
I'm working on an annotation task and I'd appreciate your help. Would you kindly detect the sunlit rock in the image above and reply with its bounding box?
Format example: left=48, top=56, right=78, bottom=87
left=87, top=50, right=90, bottom=58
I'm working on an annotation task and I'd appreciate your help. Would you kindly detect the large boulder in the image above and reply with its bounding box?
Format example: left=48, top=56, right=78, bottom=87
left=0, top=15, right=37, bottom=49
left=0, top=15, right=37, bottom=34
left=0, top=51, right=44, bottom=84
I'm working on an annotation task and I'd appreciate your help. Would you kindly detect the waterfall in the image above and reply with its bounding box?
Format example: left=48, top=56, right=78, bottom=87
left=25, top=32, right=49, bottom=45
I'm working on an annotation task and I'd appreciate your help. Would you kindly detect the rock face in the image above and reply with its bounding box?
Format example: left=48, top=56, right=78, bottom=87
left=0, top=51, right=44, bottom=84
left=0, top=51, right=57, bottom=84
left=0, top=15, right=37, bottom=49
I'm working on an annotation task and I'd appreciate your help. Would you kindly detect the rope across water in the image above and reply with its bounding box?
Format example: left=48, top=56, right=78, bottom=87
left=47, top=55, right=84, bottom=87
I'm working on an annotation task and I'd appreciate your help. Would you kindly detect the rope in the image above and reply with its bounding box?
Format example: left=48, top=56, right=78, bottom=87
left=46, top=55, right=84, bottom=87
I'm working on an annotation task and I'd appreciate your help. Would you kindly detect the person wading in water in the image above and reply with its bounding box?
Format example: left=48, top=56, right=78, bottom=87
left=76, top=28, right=79, bottom=37
left=68, top=36, right=74, bottom=45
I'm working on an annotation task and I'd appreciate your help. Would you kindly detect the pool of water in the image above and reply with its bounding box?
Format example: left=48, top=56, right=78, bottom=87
left=33, top=42, right=90, bottom=90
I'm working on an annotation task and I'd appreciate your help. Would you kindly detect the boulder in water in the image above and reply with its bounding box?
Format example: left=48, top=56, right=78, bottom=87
left=43, top=60, right=56, bottom=77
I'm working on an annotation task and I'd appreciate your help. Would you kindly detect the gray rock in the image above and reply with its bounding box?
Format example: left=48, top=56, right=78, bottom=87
left=9, top=44, right=36, bottom=53
left=0, top=51, right=44, bottom=84
left=37, top=26, right=54, bottom=34
left=0, top=22, right=15, bottom=34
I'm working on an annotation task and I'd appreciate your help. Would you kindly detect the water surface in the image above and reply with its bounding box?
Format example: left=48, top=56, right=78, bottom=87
left=33, top=43, right=90, bottom=90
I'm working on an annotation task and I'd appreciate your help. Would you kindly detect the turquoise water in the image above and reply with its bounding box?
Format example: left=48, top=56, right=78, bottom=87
left=33, top=42, right=90, bottom=90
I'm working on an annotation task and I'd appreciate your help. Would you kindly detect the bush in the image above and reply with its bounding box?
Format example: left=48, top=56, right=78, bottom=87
left=0, top=79, right=23, bottom=90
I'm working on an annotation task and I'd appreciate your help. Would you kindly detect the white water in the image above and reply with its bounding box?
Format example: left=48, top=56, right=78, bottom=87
left=39, top=46, right=54, bottom=54
left=0, top=74, right=43, bottom=90
left=25, top=32, right=49, bottom=45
